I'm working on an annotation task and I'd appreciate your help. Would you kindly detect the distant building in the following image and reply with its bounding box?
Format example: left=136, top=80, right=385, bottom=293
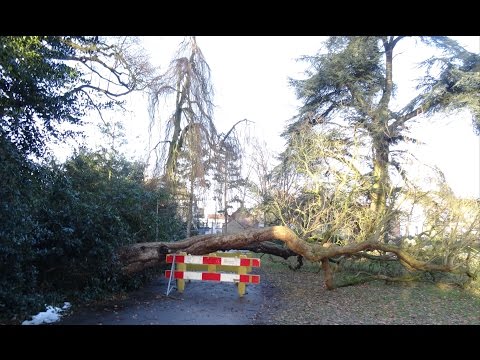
left=205, top=213, right=225, bottom=234
left=200, top=206, right=262, bottom=235
left=196, top=207, right=205, bottom=219
left=223, top=207, right=260, bottom=234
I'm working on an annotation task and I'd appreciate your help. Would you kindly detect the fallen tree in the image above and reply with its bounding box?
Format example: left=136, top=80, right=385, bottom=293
left=118, top=225, right=476, bottom=290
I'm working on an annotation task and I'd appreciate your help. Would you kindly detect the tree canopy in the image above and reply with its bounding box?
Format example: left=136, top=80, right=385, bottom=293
left=0, top=36, right=150, bottom=158
left=287, top=36, right=480, bottom=218
left=148, top=36, right=215, bottom=185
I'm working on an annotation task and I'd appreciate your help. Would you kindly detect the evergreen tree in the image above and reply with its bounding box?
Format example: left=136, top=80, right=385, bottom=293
left=213, top=136, right=246, bottom=233
left=288, top=36, right=479, bottom=224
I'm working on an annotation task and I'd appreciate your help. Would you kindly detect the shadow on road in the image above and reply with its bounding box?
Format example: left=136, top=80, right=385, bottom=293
left=58, top=273, right=268, bottom=325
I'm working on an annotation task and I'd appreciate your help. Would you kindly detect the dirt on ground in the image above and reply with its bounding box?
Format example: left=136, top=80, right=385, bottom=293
left=57, top=258, right=480, bottom=325
left=255, top=262, right=480, bottom=325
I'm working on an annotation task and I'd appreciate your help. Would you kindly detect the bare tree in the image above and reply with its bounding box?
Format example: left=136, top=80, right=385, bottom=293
left=177, top=123, right=210, bottom=237
left=400, top=169, right=480, bottom=272
left=245, top=137, right=276, bottom=226
left=267, top=122, right=379, bottom=244
left=213, top=125, right=246, bottom=233
left=148, top=37, right=215, bottom=188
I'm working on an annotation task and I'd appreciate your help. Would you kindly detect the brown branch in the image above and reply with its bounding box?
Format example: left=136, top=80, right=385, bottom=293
left=378, top=37, right=394, bottom=111
left=66, top=84, right=132, bottom=99
left=221, top=119, right=253, bottom=142
left=242, top=241, right=297, bottom=259
left=118, top=226, right=474, bottom=281
left=78, top=89, right=108, bottom=125
left=391, top=36, right=406, bottom=48
left=321, top=258, right=334, bottom=289
left=388, top=106, right=425, bottom=132
left=63, top=53, right=131, bottom=89
left=288, top=255, right=304, bottom=270
left=335, top=272, right=421, bottom=288
left=351, top=252, right=398, bottom=261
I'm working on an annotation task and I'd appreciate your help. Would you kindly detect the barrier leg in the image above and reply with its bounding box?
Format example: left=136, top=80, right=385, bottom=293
left=238, top=254, right=247, bottom=297
left=177, top=251, right=186, bottom=293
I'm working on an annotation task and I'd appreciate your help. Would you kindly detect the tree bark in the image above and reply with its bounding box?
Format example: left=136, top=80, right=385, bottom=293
left=321, top=258, right=334, bottom=290
left=223, top=152, right=228, bottom=234
left=370, top=38, right=394, bottom=231
left=165, top=106, right=183, bottom=185
left=118, top=226, right=474, bottom=290
left=186, top=158, right=195, bottom=238
left=371, top=136, right=390, bottom=217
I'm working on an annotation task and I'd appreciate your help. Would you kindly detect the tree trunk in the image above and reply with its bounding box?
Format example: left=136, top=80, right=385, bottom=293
left=165, top=108, right=183, bottom=185
left=223, top=158, right=228, bottom=234
left=165, top=70, right=190, bottom=186
left=321, top=258, right=334, bottom=290
left=186, top=163, right=195, bottom=238
left=371, top=137, right=389, bottom=216
left=369, top=39, right=394, bottom=235
left=118, top=226, right=474, bottom=290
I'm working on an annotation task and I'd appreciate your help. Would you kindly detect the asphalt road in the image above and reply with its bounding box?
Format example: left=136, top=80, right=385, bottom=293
left=58, top=273, right=267, bottom=325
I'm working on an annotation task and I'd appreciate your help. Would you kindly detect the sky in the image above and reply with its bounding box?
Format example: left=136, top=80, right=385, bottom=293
left=75, top=36, right=479, bottom=202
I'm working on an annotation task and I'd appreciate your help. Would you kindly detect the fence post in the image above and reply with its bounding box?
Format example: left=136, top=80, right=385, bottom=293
left=177, top=251, right=186, bottom=293
left=208, top=252, right=217, bottom=273
left=238, top=254, right=247, bottom=297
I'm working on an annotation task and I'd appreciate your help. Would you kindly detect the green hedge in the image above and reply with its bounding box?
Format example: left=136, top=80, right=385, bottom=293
left=0, top=144, right=183, bottom=323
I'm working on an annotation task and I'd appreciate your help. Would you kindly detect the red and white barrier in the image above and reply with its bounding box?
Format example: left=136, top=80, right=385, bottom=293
left=164, top=252, right=261, bottom=296
left=166, top=254, right=260, bottom=267
left=165, top=270, right=260, bottom=284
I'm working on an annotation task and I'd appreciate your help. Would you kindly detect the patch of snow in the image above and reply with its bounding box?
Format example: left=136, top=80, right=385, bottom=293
left=422, top=245, right=434, bottom=251
left=22, top=302, right=71, bottom=325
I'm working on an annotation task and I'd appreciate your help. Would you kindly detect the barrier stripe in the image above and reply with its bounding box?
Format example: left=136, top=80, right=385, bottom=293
left=165, top=270, right=260, bottom=284
left=166, top=254, right=260, bottom=267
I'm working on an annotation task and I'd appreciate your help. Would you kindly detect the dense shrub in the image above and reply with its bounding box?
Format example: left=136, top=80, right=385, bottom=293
left=0, top=145, right=183, bottom=323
